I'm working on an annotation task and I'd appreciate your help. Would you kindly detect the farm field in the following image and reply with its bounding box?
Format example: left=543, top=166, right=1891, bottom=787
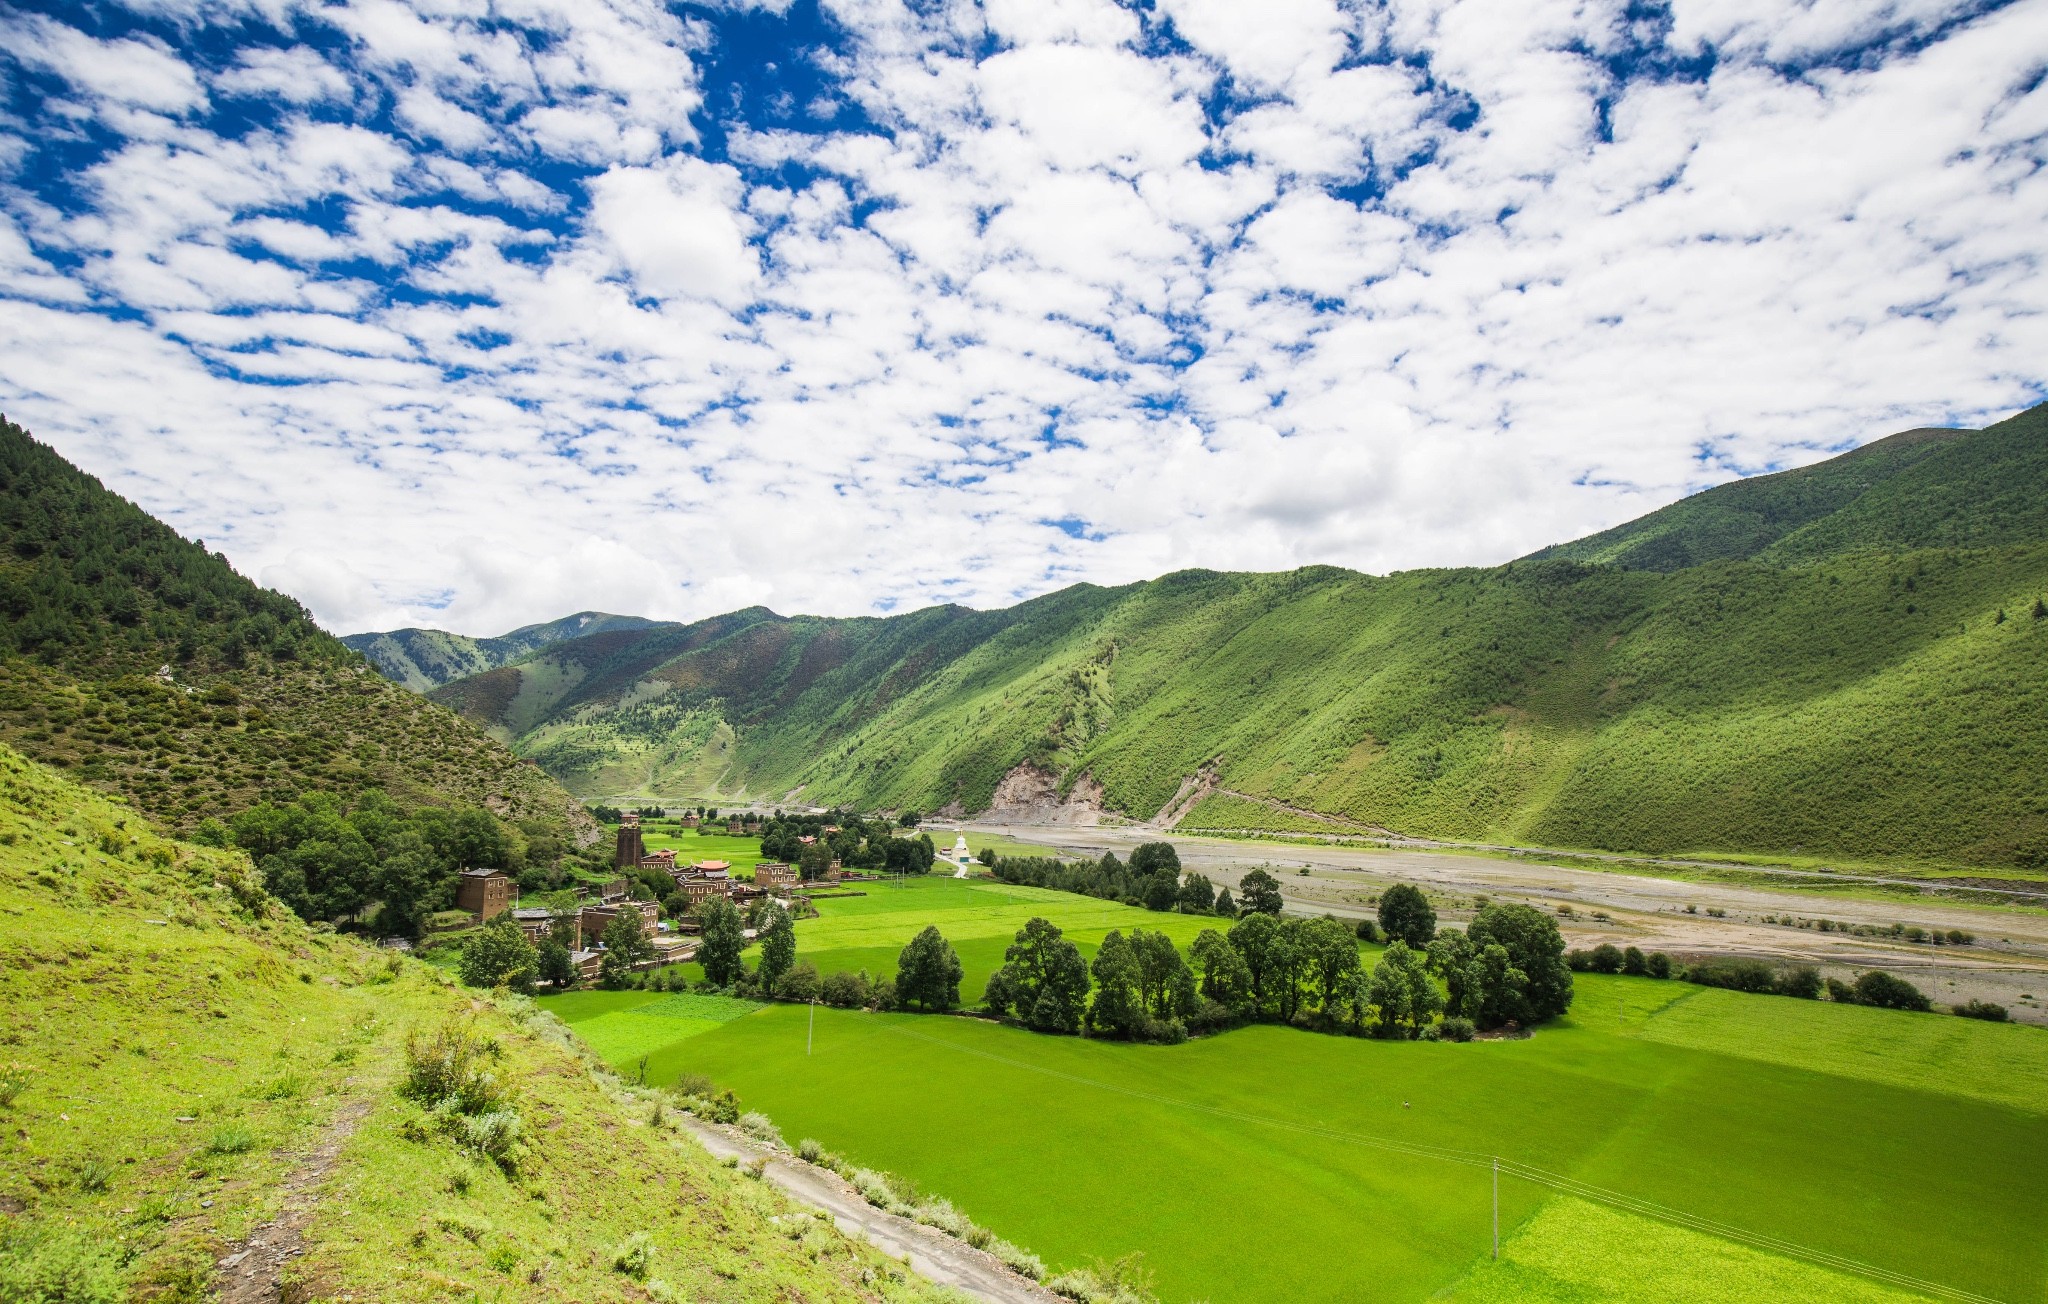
left=638, top=830, right=766, bottom=869
left=540, top=877, right=2048, bottom=1304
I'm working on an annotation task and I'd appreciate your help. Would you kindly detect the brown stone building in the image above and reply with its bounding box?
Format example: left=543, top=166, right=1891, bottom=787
left=614, top=815, right=645, bottom=870
left=456, top=868, right=512, bottom=921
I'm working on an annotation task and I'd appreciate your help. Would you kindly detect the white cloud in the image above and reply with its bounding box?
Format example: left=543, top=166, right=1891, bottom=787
left=0, top=0, right=2042, bottom=640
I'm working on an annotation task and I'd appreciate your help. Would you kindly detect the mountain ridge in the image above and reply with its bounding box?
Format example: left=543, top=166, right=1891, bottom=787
left=342, top=610, right=673, bottom=691
left=423, top=404, right=2048, bottom=871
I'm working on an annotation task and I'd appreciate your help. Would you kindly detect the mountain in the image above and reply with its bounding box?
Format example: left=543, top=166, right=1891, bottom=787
left=0, top=417, right=592, bottom=848
left=0, top=739, right=956, bottom=1302
left=431, top=404, right=2048, bottom=871
left=344, top=612, right=673, bottom=691
left=1528, top=403, right=2048, bottom=570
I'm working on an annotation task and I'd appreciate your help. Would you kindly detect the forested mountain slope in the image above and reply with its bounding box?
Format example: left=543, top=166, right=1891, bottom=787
left=433, top=405, right=2048, bottom=870
left=0, top=418, right=589, bottom=846
left=0, top=740, right=954, bottom=1302
left=344, top=612, right=671, bottom=691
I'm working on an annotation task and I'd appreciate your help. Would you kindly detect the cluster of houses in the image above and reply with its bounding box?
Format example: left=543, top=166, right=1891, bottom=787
left=446, top=812, right=822, bottom=984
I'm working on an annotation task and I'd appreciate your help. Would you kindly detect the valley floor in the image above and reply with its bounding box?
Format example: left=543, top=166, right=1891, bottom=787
left=944, top=822, right=2048, bottom=1025
left=541, top=876, right=2048, bottom=1304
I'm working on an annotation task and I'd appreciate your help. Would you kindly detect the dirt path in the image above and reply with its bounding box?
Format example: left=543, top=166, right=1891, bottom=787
left=214, top=1097, right=370, bottom=1303
left=680, top=1119, right=1061, bottom=1304
left=961, top=822, right=2048, bottom=1023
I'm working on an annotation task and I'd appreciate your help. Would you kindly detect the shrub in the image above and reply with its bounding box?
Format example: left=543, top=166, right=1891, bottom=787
left=673, top=1073, right=714, bottom=1099
left=1353, top=918, right=1381, bottom=944
left=207, top=1124, right=255, bottom=1155
left=1439, top=1016, right=1476, bottom=1042
left=709, top=1089, right=740, bottom=1125
left=738, top=1111, right=784, bottom=1148
left=447, top=1108, right=523, bottom=1171
left=1852, top=970, right=1932, bottom=1012
left=400, top=1017, right=502, bottom=1115
left=73, top=1156, right=113, bottom=1194
left=991, top=1238, right=1047, bottom=1281
left=774, top=962, right=821, bottom=1004
left=1565, top=949, right=1591, bottom=972
left=797, top=1137, right=824, bottom=1163
left=1776, top=966, right=1823, bottom=1000
left=1621, top=946, right=1647, bottom=976
left=1826, top=977, right=1857, bottom=1003
left=1954, top=1000, right=2009, bottom=1021
left=1586, top=944, right=1623, bottom=974
left=0, top=1224, right=124, bottom=1304
left=611, top=1231, right=655, bottom=1281
left=1684, top=958, right=1777, bottom=994
left=820, top=969, right=871, bottom=1008
left=1645, top=952, right=1673, bottom=979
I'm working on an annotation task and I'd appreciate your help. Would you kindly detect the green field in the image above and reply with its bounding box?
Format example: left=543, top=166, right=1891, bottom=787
left=542, top=877, right=2048, bottom=1304
left=638, top=830, right=767, bottom=869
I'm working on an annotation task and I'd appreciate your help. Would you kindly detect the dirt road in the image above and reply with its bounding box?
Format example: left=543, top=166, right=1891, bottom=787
left=958, top=822, right=2048, bottom=1023
left=681, top=1120, right=1060, bottom=1304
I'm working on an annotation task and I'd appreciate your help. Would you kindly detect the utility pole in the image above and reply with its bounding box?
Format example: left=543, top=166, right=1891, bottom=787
left=1492, top=1157, right=1499, bottom=1259
left=808, top=995, right=815, bottom=1056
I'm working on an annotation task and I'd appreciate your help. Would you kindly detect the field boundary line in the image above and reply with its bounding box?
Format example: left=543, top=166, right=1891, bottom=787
left=877, top=1021, right=2008, bottom=1304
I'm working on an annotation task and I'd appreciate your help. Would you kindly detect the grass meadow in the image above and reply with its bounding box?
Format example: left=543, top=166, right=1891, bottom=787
left=540, top=877, right=2048, bottom=1304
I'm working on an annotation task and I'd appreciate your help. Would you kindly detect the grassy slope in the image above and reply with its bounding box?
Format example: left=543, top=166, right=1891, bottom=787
left=554, top=877, right=2048, bottom=1304
left=0, top=419, right=588, bottom=841
left=342, top=613, right=671, bottom=693
left=0, top=741, right=955, bottom=1302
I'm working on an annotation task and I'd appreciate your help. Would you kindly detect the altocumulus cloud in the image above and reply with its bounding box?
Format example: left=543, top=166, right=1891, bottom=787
left=0, top=0, right=2043, bottom=636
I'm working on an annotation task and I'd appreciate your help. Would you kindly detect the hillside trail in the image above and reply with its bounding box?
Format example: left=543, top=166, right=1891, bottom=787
left=679, top=1119, right=1062, bottom=1304
left=214, top=1096, right=370, bottom=1303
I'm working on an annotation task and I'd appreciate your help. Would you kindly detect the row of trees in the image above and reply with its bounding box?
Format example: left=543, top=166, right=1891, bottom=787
left=991, top=844, right=1288, bottom=919
left=895, top=895, right=1573, bottom=1044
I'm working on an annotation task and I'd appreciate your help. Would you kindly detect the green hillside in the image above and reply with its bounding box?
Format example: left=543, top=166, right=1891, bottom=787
left=0, top=418, right=590, bottom=847
left=431, top=405, right=2048, bottom=873
left=344, top=613, right=672, bottom=692
left=1529, top=403, right=2048, bottom=569
left=0, top=739, right=955, bottom=1302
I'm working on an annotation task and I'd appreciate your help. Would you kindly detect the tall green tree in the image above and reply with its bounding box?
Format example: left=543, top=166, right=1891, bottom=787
left=1365, top=941, right=1443, bottom=1038
left=1377, top=884, right=1437, bottom=948
left=1300, top=916, right=1362, bottom=1016
left=1467, top=903, right=1573, bottom=1023
left=1176, top=871, right=1216, bottom=914
left=1190, top=929, right=1253, bottom=1015
left=1237, top=868, right=1284, bottom=916
left=1212, top=885, right=1236, bottom=917
left=1226, top=912, right=1282, bottom=1015
left=698, top=897, right=747, bottom=987
left=1086, top=930, right=1145, bottom=1037
left=756, top=904, right=797, bottom=991
left=1130, top=930, right=1199, bottom=1021
left=537, top=935, right=577, bottom=990
left=598, top=909, right=654, bottom=989
left=459, top=913, right=538, bottom=993
left=896, top=926, right=964, bottom=1011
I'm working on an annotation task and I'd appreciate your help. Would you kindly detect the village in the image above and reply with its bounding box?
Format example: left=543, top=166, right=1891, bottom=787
left=446, top=810, right=952, bottom=984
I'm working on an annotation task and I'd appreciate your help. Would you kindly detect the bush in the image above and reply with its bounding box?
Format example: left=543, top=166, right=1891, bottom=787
left=709, top=1089, right=741, bottom=1125
left=445, top=1108, right=522, bottom=1170
left=1826, top=977, right=1857, bottom=1003
left=797, top=1137, right=824, bottom=1163
left=773, top=962, right=821, bottom=1004
left=1684, top=957, right=1777, bottom=994
left=1353, top=918, right=1381, bottom=944
left=738, top=1111, right=784, bottom=1148
left=1851, top=970, right=1932, bottom=1012
left=1587, top=944, right=1624, bottom=974
left=1645, top=952, right=1673, bottom=979
left=1438, top=1016, right=1476, bottom=1042
left=1954, top=999, right=2009, bottom=1021
left=820, top=969, right=871, bottom=1008
left=1776, top=966, right=1822, bottom=1000
left=611, top=1231, right=655, bottom=1281
left=0, top=1224, right=124, bottom=1304
left=672, top=1072, right=714, bottom=1099
left=400, top=1017, right=502, bottom=1115
left=1621, top=946, right=1647, bottom=976
left=207, top=1124, right=255, bottom=1155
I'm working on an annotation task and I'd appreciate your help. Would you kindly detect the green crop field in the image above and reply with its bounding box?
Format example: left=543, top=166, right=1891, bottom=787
left=542, top=877, right=2048, bottom=1304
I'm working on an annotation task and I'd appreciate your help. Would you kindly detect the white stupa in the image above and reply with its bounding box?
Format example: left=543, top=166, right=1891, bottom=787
left=952, top=834, right=972, bottom=876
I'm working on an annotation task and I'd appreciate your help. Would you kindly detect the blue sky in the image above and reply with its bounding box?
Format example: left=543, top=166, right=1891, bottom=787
left=0, top=0, right=2043, bottom=636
